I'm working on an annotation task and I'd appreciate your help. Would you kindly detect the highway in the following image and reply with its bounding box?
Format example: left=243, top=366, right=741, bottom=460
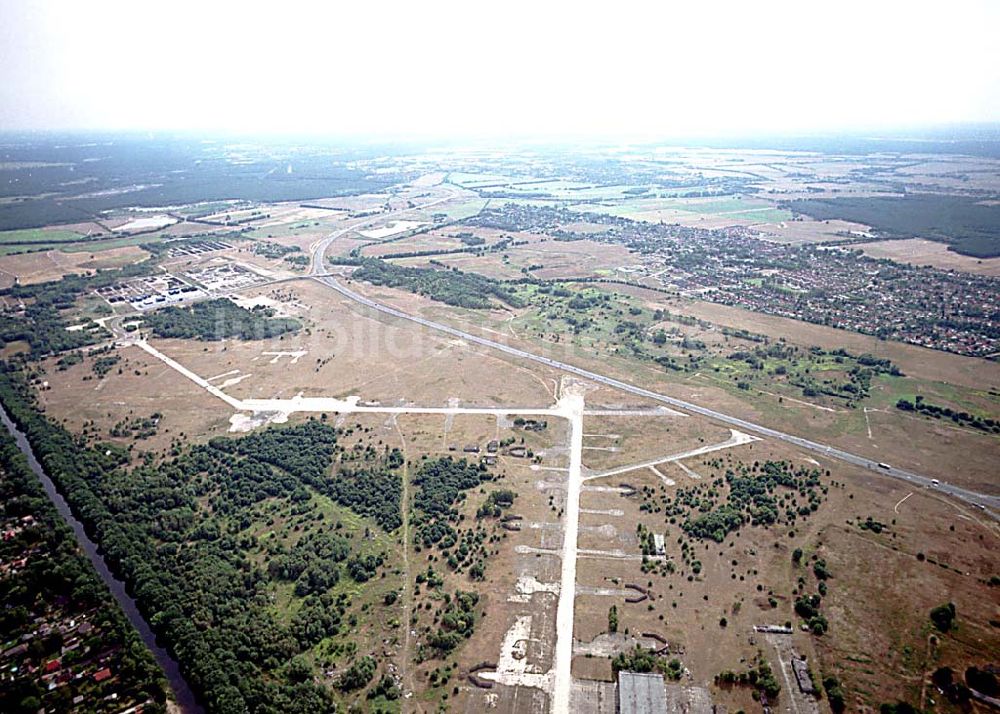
left=305, top=211, right=998, bottom=519
left=315, top=273, right=999, bottom=516
left=306, top=182, right=465, bottom=276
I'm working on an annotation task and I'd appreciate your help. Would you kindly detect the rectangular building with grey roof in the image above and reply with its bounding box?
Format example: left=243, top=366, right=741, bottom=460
left=618, top=671, right=667, bottom=714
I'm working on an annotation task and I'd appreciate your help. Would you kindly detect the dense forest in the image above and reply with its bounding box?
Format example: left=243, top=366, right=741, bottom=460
left=142, top=298, right=301, bottom=341
left=329, top=446, right=403, bottom=530
left=0, top=369, right=407, bottom=713
left=783, top=195, right=1000, bottom=257
left=0, top=424, right=167, bottom=713
left=0, top=137, right=392, bottom=232
left=350, top=258, right=526, bottom=309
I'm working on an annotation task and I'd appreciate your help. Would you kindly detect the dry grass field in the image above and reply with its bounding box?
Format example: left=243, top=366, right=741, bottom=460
left=854, top=238, right=1000, bottom=276
left=338, top=279, right=999, bottom=497
left=574, top=431, right=998, bottom=713
left=363, top=230, right=466, bottom=257
left=36, top=344, right=233, bottom=456
left=0, top=244, right=150, bottom=287
left=577, top=413, right=731, bottom=474
left=755, top=217, right=875, bottom=244
left=145, top=283, right=561, bottom=409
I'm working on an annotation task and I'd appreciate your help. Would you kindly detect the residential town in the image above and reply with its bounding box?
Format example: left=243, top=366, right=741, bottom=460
left=470, top=204, right=1000, bottom=359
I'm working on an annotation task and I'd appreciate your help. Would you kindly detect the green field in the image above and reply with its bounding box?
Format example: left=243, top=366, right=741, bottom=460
left=672, top=198, right=768, bottom=214
left=60, top=233, right=169, bottom=253
left=5, top=236, right=163, bottom=256
left=0, top=227, right=86, bottom=244
left=0, top=228, right=170, bottom=256
left=427, top=198, right=489, bottom=222
left=571, top=196, right=791, bottom=223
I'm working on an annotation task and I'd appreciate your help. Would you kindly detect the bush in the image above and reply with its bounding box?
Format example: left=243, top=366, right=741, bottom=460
left=812, top=559, right=831, bottom=580
left=368, top=674, right=400, bottom=701
left=929, top=602, right=956, bottom=632
left=337, top=655, right=376, bottom=691
left=823, top=675, right=846, bottom=713
left=967, top=666, right=999, bottom=696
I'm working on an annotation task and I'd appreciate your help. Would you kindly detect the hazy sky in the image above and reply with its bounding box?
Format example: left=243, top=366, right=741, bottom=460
left=1, top=0, right=998, bottom=139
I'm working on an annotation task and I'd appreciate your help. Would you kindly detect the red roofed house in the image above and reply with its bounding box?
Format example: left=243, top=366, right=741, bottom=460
left=93, top=667, right=112, bottom=682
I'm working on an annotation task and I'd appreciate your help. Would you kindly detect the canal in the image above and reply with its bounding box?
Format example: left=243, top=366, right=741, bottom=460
left=0, top=404, right=203, bottom=713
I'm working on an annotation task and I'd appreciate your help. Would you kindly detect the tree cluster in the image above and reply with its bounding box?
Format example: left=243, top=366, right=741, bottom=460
left=352, top=258, right=525, bottom=309
left=142, top=298, right=300, bottom=341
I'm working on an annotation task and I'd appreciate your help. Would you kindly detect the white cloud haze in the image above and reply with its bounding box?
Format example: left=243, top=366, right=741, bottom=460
left=1, top=0, right=998, bottom=138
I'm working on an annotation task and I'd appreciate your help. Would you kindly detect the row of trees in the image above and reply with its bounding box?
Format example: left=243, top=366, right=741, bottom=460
left=897, top=396, right=998, bottom=433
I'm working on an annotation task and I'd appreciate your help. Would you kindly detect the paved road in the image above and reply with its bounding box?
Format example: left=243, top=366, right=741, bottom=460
left=309, top=271, right=999, bottom=519
left=584, top=429, right=756, bottom=481
left=552, top=393, right=584, bottom=714
left=307, top=183, right=463, bottom=276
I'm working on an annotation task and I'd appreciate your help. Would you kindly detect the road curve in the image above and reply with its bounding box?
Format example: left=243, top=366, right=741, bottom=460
left=307, top=184, right=464, bottom=276
left=311, top=274, right=1000, bottom=519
